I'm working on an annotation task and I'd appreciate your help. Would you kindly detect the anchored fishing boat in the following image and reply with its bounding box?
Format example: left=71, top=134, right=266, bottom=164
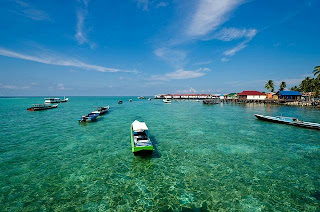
left=96, top=105, right=109, bottom=115
left=163, top=99, right=171, bottom=104
left=60, top=97, right=69, bottom=102
left=255, top=114, right=320, bottom=130
left=44, top=98, right=61, bottom=103
left=27, top=104, right=58, bottom=111
left=131, top=120, right=154, bottom=155
left=78, top=112, right=99, bottom=123
left=118, top=100, right=123, bottom=104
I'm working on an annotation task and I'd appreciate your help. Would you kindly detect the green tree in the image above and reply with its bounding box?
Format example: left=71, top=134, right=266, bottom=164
left=290, top=86, right=299, bottom=91
left=313, top=66, right=320, bottom=78
left=265, top=80, right=274, bottom=92
left=280, top=81, right=286, bottom=91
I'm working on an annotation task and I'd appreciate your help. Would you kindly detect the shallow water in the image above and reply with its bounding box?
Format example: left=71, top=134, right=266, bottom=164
left=0, top=97, right=319, bottom=211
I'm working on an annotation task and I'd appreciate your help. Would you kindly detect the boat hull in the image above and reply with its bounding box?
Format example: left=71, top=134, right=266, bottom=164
left=130, top=126, right=154, bottom=154
left=255, top=114, right=320, bottom=130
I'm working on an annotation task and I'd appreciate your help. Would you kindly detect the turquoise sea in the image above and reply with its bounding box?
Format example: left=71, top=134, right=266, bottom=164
left=0, top=97, right=320, bottom=211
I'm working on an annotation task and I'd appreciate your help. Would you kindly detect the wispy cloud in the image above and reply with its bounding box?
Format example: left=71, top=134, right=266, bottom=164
left=11, top=0, right=51, bottom=21
left=187, top=0, right=244, bottom=38
left=156, top=2, right=169, bottom=8
left=209, top=27, right=257, bottom=41
left=136, top=0, right=149, bottom=11
left=154, top=47, right=187, bottom=68
left=176, top=87, right=197, bottom=93
left=222, top=29, right=258, bottom=57
left=75, top=0, right=95, bottom=48
left=193, top=60, right=213, bottom=66
left=0, top=48, right=137, bottom=73
left=151, top=68, right=210, bottom=81
left=223, top=41, right=247, bottom=56
left=0, top=82, right=36, bottom=90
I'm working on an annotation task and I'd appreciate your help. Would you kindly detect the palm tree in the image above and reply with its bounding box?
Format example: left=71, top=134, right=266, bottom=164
left=265, top=80, right=274, bottom=92
left=290, top=86, right=299, bottom=91
left=280, top=81, right=286, bottom=91
left=313, top=66, right=320, bottom=78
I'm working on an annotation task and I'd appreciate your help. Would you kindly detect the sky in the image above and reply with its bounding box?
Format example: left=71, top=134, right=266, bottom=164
left=0, top=0, right=319, bottom=96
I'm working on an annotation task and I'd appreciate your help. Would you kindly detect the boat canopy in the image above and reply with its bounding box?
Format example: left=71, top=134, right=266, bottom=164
left=132, top=120, right=148, bottom=132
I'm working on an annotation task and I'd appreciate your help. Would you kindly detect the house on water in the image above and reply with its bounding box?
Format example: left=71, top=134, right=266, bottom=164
left=279, top=91, right=302, bottom=100
left=237, top=91, right=266, bottom=101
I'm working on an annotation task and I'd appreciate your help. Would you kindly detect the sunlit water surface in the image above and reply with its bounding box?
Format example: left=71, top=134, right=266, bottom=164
left=0, top=97, right=320, bottom=211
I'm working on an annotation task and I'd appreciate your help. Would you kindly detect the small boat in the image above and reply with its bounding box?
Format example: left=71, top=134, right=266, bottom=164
left=44, top=98, right=61, bottom=103
left=131, top=120, right=154, bottom=155
left=129, top=99, right=132, bottom=102
left=60, top=97, right=69, bottom=102
left=163, top=99, right=171, bottom=104
left=27, top=104, right=58, bottom=111
left=203, top=99, right=219, bottom=104
left=148, top=98, right=152, bottom=101
left=78, top=112, right=99, bottom=123
left=118, top=100, right=123, bottom=104
left=255, top=114, right=320, bottom=130
left=96, top=105, right=109, bottom=115
left=138, top=96, right=144, bottom=99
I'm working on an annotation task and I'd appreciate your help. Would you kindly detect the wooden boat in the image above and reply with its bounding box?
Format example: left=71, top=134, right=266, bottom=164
left=78, top=112, right=99, bottom=123
left=118, top=100, right=123, bottom=104
left=96, top=105, right=109, bottom=115
left=27, top=104, right=58, bottom=111
left=255, top=114, right=320, bottom=130
left=163, top=99, right=171, bottom=104
left=131, top=120, right=154, bottom=155
left=203, top=99, right=219, bottom=104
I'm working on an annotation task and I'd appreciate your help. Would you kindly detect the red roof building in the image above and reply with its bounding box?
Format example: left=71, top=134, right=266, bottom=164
left=237, top=91, right=266, bottom=100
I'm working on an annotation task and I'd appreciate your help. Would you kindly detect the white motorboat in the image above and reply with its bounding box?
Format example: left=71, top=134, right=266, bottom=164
left=44, top=98, right=61, bottom=103
left=163, top=99, right=171, bottom=104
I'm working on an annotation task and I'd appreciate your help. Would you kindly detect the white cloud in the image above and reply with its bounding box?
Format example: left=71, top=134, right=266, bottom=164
left=75, top=1, right=95, bottom=48
left=221, top=57, right=229, bottom=62
left=137, top=0, right=149, bottom=11
left=57, top=83, right=65, bottom=90
left=12, top=0, right=51, bottom=21
left=0, top=48, right=137, bottom=73
left=151, top=68, right=210, bottom=81
left=209, top=27, right=257, bottom=41
left=177, top=87, right=197, bottom=93
left=193, top=60, right=213, bottom=66
left=223, top=41, right=247, bottom=56
left=154, top=47, right=187, bottom=68
left=187, top=0, right=244, bottom=38
left=156, top=2, right=168, bottom=8
left=222, top=29, right=258, bottom=57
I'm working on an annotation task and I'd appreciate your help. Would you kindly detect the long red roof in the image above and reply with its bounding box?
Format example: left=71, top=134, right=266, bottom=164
left=238, top=91, right=265, bottom=96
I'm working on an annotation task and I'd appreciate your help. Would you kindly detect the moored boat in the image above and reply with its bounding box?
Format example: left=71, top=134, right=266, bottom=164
left=27, top=104, right=58, bottom=111
left=118, top=100, right=123, bottom=104
left=148, top=98, right=152, bottom=101
left=60, top=97, right=69, bottom=102
left=255, top=114, right=320, bottom=130
left=44, top=98, right=61, bottom=103
left=96, top=105, right=109, bottom=115
left=129, top=99, right=132, bottom=102
left=138, top=96, right=144, bottom=99
left=78, top=112, right=99, bottom=123
left=163, top=99, right=171, bottom=103
left=131, top=120, right=154, bottom=155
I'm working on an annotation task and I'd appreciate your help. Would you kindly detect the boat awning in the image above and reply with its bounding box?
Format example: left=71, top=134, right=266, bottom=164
left=132, top=120, right=148, bottom=131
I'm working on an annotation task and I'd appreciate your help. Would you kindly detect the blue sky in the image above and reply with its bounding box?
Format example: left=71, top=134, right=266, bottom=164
left=0, top=0, right=319, bottom=96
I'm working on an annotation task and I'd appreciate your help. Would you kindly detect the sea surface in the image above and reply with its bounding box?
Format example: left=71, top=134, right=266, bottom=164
left=0, top=97, right=320, bottom=211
